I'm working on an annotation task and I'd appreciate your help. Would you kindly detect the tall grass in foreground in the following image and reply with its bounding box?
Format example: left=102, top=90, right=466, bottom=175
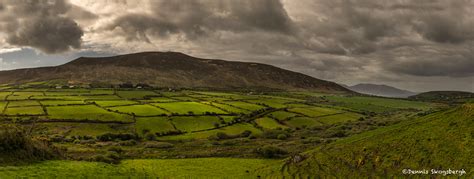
left=0, top=125, right=61, bottom=165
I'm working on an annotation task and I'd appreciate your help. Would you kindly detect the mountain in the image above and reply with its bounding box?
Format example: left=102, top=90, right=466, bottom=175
left=0, top=52, right=350, bottom=92
left=347, top=83, right=417, bottom=98
left=263, top=104, right=474, bottom=177
left=409, top=91, right=474, bottom=103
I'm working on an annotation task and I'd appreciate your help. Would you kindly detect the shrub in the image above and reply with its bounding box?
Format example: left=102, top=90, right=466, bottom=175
left=240, top=130, right=252, bottom=137
left=216, top=132, right=230, bottom=140
left=0, top=127, right=61, bottom=163
left=277, top=134, right=288, bottom=140
left=262, top=129, right=289, bottom=139
left=97, top=133, right=139, bottom=142
left=145, top=133, right=157, bottom=141
left=256, top=146, right=288, bottom=158
left=302, top=137, right=322, bottom=144
left=144, top=142, right=174, bottom=149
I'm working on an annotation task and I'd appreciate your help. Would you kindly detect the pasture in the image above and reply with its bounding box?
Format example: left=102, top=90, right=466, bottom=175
left=0, top=87, right=438, bottom=177
left=0, top=158, right=280, bottom=178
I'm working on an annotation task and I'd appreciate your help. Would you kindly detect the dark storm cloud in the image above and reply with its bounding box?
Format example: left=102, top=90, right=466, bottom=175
left=385, top=48, right=474, bottom=77
left=106, top=0, right=294, bottom=41
left=0, top=0, right=84, bottom=53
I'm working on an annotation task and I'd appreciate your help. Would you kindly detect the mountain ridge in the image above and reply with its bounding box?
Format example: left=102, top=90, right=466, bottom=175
left=347, top=83, right=417, bottom=98
left=0, top=52, right=350, bottom=92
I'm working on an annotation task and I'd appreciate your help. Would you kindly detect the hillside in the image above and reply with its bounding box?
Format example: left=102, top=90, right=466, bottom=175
left=0, top=52, right=349, bottom=92
left=410, top=91, right=474, bottom=103
left=264, top=104, right=473, bottom=178
left=348, top=83, right=417, bottom=98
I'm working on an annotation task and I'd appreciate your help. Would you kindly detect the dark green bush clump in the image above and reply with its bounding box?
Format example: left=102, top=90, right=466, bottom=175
left=0, top=127, right=61, bottom=164
left=255, top=146, right=288, bottom=158
left=97, top=133, right=140, bottom=142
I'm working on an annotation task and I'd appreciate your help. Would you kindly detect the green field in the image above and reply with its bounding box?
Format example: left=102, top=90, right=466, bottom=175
left=171, top=116, right=221, bottom=132
left=220, top=101, right=265, bottom=111
left=109, top=104, right=169, bottom=116
left=47, top=105, right=133, bottom=122
left=264, top=104, right=474, bottom=178
left=116, top=90, right=158, bottom=99
left=284, top=117, right=323, bottom=128
left=94, top=100, right=138, bottom=107
left=0, top=158, right=279, bottom=178
left=135, top=117, right=176, bottom=135
left=267, top=111, right=298, bottom=121
left=0, top=87, right=454, bottom=178
left=289, top=106, right=342, bottom=117
left=153, top=102, right=227, bottom=115
left=5, top=106, right=44, bottom=116
left=255, top=117, right=288, bottom=129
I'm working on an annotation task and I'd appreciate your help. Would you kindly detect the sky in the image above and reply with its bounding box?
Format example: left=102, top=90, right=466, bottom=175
left=0, top=0, right=473, bottom=92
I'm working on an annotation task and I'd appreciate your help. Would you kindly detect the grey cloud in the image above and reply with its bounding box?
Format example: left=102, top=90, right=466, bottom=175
left=0, top=0, right=84, bottom=54
left=106, top=0, right=294, bottom=41
left=413, top=14, right=474, bottom=44
left=386, top=51, right=474, bottom=77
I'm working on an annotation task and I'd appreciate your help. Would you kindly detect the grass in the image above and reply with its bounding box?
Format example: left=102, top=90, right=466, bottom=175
left=169, top=96, right=200, bottom=101
left=264, top=104, right=474, bottom=178
left=108, top=105, right=169, bottom=116
left=149, top=97, right=178, bottom=103
left=255, top=117, right=288, bottom=129
left=326, top=96, right=433, bottom=112
left=220, top=101, right=265, bottom=111
left=94, top=100, right=138, bottom=107
left=0, top=92, right=12, bottom=100
left=267, top=111, right=299, bottom=121
left=284, top=117, right=323, bottom=128
left=35, top=123, right=133, bottom=136
left=6, top=92, right=44, bottom=100
left=153, top=102, right=227, bottom=115
left=116, top=90, right=158, bottom=99
left=159, top=123, right=262, bottom=140
left=0, top=102, right=6, bottom=113
left=135, top=117, right=176, bottom=135
left=0, top=158, right=280, bottom=178
left=6, top=100, right=41, bottom=107
left=245, top=98, right=297, bottom=108
left=171, top=116, right=221, bottom=132
left=39, top=100, right=85, bottom=106
left=317, top=112, right=363, bottom=124
left=289, top=106, right=341, bottom=117
left=47, top=105, right=133, bottom=122
left=202, top=102, right=249, bottom=114
left=4, top=106, right=44, bottom=116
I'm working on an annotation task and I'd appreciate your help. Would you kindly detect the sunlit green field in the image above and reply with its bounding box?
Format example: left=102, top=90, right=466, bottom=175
left=0, top=87, right=441, bottom=178
left=0, top=158, right=280, bottom=178
left=0, top=88, right=436, bottom=139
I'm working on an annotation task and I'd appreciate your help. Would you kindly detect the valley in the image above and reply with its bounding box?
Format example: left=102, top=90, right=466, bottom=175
left=0, top=83, right=452, bottom=178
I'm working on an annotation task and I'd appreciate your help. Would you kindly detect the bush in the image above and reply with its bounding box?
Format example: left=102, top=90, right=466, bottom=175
left=240, top=130, right=252, bottom=137
left=119, top=140, right=137, bottom=146
left=216, top=132, right=230, bottom=140
left=97, top=133, right=139, bottom=142
left=144, top=142, right=174, bottom=149
left=262, top=130, right=289, bottom=139
left=302, top=137, right=322, bottom=144
left=145, top=133, right=157, bottom=141
left=277, top=134, right=288, bottom=140
left=256, top=146, right=288, bottom=158
left=0, top=127, right=62, bottom=163
left=91, top=153, right=120, bottom=164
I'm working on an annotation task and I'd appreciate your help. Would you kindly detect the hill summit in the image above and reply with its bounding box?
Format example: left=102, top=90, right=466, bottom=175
left=347, top=83, right=417, bottom=98
left=0, top=52, right=349, bottom=92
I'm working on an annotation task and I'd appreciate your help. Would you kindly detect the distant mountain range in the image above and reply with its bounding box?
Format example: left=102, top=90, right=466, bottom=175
left=344, top=83, right=417, bottom=98
left=0, top=52, right=350, bottom=92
